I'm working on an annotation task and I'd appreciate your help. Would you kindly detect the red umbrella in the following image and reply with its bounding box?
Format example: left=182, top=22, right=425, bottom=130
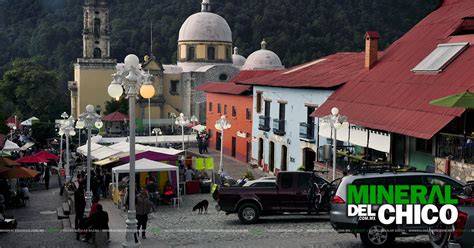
left=0, top=166, right=40, bottom=179
left=16, top=155, right=49, bottom=164
left=34, top=151, right=60, bottom=161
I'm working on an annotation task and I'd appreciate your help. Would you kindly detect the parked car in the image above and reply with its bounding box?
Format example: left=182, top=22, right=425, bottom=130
left=330, top=171, right=464, bottom=248
left=216, top=171, right=331, bottom=224
left=429, top=184, right=474, bottom=248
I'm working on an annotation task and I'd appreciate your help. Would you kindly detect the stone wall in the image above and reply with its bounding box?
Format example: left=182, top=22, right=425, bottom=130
left=435, top=157, right=474, bottom=183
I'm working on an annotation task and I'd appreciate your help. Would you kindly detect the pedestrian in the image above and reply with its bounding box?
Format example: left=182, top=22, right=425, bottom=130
left=185, top=168, right=195, bottom=182
left=202, top=132, right=209, bottom=153
left=197, top=132, right=203, bottom=154
left=19, top=183, right=30, bottom=206
left=136, top=188, right=152, bottom=239
left=88, top=204, right=110, bottom=246
left=146, top=179, right=158, bottom=207
left=43, top=165, right=51, bottom=190
left=74, top=184, right=86, bottom=241
left=162, top=181, right=174, bottom=203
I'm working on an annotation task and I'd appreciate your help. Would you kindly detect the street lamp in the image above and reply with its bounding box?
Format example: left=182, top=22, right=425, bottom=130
left=215, top=115, right=231, bottom=174
left=175, top=113, right=189, bottom=151
left=59, top=115, right=76, bottom=182
left=152, top=128, right=162, bottom=147
left=107, top=54, right=154, bottom=248
left=76, top=105, right=103, bottom=216
left=320, top=107, right=348, bottom=180
left=170, top=112, right=177, bottom=134
left=58, top=112, right=69, bottom=173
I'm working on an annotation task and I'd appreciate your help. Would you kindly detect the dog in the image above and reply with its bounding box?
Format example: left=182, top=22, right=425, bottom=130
left=192, top=200, right=209, bottom=214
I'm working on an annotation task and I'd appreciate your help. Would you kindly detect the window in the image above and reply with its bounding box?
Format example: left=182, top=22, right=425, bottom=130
left=170, top=80, right=179, bottom=95
left=246, top=108, right=251, bottom=120
left=416, top=138, right=432, bottom=154
left=279, top=103, right=286, bottom=120
left=412, top=42, right=469, bottom=73
left=224, top=105, right=227, bottom=115
left=264, top=100, right=271, bottom=117
left=280, top=173, right=292, bottom=189
left=226, top=47, right=231, bottom=60
left=94, top=18, right=101, bottom=37
left=208, top=102, right=213, bottom=112
left=256, top=92, right=262, bottom=113
left=425, top=176, right=463, bottom=191
left=93, top=48, right=101, bottom=58
left=219, top=74, right=228, bottom=81
left=187, top=46, right=195, bottom=60
left=217, top=104, right=221, bottom=113
left=250, top=182, right=276, bottom=187
left=296, top=173, right=311, bottom=189
left=232, top=106, right=236, bottom=117
left=207, top=46, right=215, bottom=60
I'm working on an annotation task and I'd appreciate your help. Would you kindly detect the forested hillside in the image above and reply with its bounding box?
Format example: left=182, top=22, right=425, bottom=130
left=0, top=0, right=439, bottom=119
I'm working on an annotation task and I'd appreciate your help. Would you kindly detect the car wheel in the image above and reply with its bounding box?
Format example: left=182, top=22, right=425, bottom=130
left=360, top=223, right=395, bottom=247
left=429, top=222, right=450, bottom=248
left=238, top=203, right=260, bottom=224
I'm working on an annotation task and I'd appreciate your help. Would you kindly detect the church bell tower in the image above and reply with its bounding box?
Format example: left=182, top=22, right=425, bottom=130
left=83, top=0, right=110, bottom=59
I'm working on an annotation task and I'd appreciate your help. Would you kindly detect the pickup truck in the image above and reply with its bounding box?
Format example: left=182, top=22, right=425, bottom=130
left=216, top=171, right=330, bottom=224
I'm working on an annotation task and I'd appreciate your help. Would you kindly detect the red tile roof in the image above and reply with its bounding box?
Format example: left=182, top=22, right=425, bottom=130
left=102, top=111, right=129, bottom=122
left=196, top=70, right=277, bottom=95
left=313, top=0, right=474, bottom=139
left=236, top=52, right=368, bottom=89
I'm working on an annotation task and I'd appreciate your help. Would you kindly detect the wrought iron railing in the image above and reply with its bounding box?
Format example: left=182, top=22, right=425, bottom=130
left=258, top=116, right=271, bottom=131
left=437, top=133, right=474, bottom=164
left=299, top=122, right=315, bottom=141
left=273, top=119, right=286, bottom=136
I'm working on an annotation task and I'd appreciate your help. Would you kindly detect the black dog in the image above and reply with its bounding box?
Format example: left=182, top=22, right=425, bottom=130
left=192, top=200, right=209, bottom=214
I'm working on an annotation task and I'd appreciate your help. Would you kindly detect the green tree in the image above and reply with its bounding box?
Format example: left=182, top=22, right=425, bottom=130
left=104, top=97, right=129, bottom=115
left=0, top=112, right=10, bottom=135
left=31, top=122, right=55, bottom=146
left=0, top=58, right=67, bottom=121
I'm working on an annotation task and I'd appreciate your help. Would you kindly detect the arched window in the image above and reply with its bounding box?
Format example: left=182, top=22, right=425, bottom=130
left=187, top=46, right=195, bottom=60
left=94, top=18, right=101, bottom=37
left=93, top=48, right=102, bottom=58
left=226, top=47, right=231, bottom=60
left=207, top=46, right=215, bottom=60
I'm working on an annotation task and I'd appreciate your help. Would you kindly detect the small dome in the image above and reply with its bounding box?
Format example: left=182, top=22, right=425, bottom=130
left=178, top=1, right=231, bottom=43
left=232, top=47, right=246, bottom=67
left=242, top=39, right=284, bottom=70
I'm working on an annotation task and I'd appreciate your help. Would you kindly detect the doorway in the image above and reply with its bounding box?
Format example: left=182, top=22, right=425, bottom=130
left=281, top=145, right=288, bottom=171
left=258, top=138, right=264, bottom=166
left=246, top=141, right=251, bottom=163
left=303, top=148, right=316, bottom=171
left=231, top=137, right=236, bottom=157
left=269, top=141, right=275, bottom=173
left=216, top=132, right=221, bottom=151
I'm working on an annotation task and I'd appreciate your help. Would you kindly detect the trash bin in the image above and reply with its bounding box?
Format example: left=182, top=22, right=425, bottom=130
left=200, top=179, right=212, bottom=193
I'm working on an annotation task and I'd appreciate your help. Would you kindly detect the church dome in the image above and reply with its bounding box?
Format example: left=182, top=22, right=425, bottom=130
left=178, top=1, right=232, bottom=43
left=232, top=47, right=246, bottom=67
left=242, top=40, right=284, bottom=70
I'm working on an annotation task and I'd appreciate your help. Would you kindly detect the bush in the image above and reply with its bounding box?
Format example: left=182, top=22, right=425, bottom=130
left=243, top=170, right=255, bottom=180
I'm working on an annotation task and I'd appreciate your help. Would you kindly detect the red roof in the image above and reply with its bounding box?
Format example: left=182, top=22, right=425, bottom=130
left=313, top=0, right=474, bottom=139
left=4, top=116, right=19, bottom=129
left=16, top=155, right=49, bottom=164
left=34, top=151, right=59, bottom=161
left=237, top=52, right=367, bottom=89
left=196, top=70, right=277, bottom=95
left=102, top=111, right=129, bottom=122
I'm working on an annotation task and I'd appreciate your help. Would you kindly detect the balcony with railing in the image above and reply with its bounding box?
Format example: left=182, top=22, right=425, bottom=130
left=299, top=122, right=315, bottom=142
left=259, top=116, right=271, bottom=131
left=437, top=133, right=474, bottom=164
left=273, top=119, right=286, bottom=136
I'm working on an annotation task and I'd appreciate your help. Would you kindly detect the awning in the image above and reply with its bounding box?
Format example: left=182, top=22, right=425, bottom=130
left=90, top=146, right=121, bottom=160
left=108, top=141, right=148, bottom=153
left=94, top=157, right=120, bottom=166
left=20, top=117, right=39, bottom=126
left=77, top=142, right=104, bottom=155
left=2, top=140, right=20, bottom=151
left=112, top=158, right=178, bottom=174
left=145, top=146, right=183, bottom=155
left=192, top=125, right=206, bottom=133
left=20, top=142, right=35, bottom=151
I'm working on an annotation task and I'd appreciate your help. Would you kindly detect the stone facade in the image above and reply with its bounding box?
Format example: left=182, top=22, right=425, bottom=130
left=435, top=157, right=474, bottom=183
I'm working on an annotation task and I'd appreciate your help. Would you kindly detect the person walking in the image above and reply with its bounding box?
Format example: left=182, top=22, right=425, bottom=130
left=74, top=184, right=86, bottom=241
left=136, top=188, right=152, bottom=239
left=146, top=179, right=158, bottom=208
left=88, top=204, right=110, bottom=246
left=44, top=165, right=51, bottom=190
left=197, top=132, right=203, bottom=154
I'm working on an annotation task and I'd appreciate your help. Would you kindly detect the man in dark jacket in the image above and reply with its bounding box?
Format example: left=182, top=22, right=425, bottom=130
left=88, top=204, right=109, bottom=244
left=74, top=184, right=86, bottom=241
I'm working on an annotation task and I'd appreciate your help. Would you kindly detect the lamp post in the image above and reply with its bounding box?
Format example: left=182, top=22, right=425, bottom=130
left=58, top=112, right=69, bottom=172
left=152, top=128, right=162, bottom=147
left=59, top=115, right=76, bottom=182
left=175, top=113, right=189, bottom=151
left=320, top=107, right=348, bottom=180
left=75, top=105, right=103, bottom=216
left=107, top=54, right=155, bottom=248
left=170, top=112, right=177, bottom=134
left=215, top=115, right=231, bottom=174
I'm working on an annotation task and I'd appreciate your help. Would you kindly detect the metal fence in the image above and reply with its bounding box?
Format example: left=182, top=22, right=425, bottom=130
left=437, top=133, right=474, bottom=164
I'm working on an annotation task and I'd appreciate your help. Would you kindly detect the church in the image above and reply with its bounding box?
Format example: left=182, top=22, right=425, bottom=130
left=69, top=0, right=284, bottom=129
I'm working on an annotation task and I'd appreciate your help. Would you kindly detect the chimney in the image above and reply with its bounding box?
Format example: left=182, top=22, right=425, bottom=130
left=364, top=31, right=380, bottom=69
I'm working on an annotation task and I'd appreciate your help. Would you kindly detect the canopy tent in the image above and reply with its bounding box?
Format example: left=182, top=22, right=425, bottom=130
left=2, top=140, right=20, bottom=151
left=109, top=141, right=148, bottom=153
left=20, top=142, right=35, bottom=151
left=111, top=158, right=180, bottom=201
left=192, top=124, right=206, bottom=133
left=102, top=111, right=129, bottom=122
left=97, top=135, right=196, bottom=145
left=20, top=117, right=39, bottom=126
left=120, top=151, right=178, bottom=164
left=16, top=155, right=49, bottom=164
left=90, top=146, right=121, bottom=160
left=77, top=142, right=104, bottom=155
left=34, top=151, right=59, bottom=161
left=0, top=166, right=40, bottom=179
left=0, top=157, right=20, bottom=167
left=91, top=135, right=103, bottom=144
left=94, top=157, right=120, bottom=166
left=145, top=146, right=183, bottom=156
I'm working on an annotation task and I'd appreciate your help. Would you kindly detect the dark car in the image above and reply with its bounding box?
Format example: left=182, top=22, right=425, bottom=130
left=216, top=171, right=330, bottom=224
